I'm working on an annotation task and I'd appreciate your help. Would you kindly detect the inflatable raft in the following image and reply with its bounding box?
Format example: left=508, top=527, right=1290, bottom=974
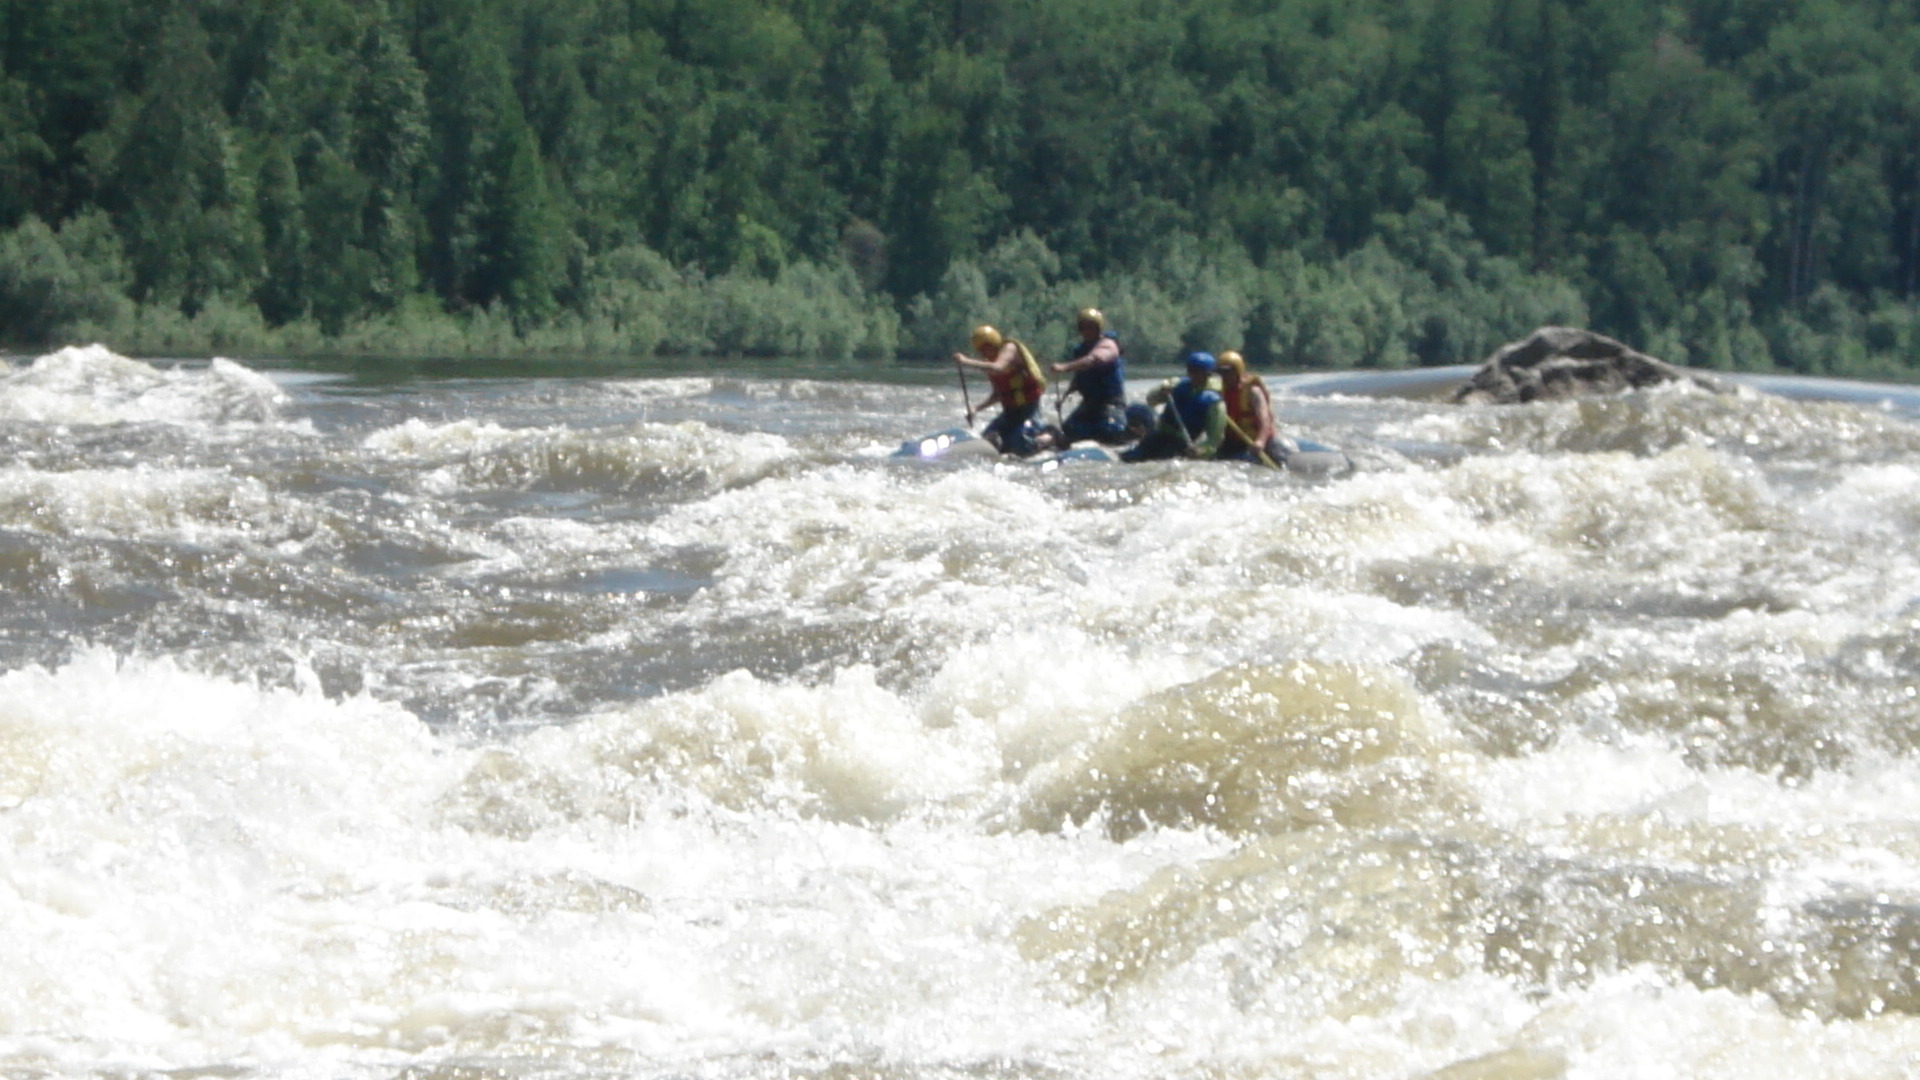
left=891, top=427, right=1352, bottom=476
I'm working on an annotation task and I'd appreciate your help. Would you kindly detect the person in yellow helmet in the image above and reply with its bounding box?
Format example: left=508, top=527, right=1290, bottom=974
left=953, top=324, right=1049, bottom=456
left=1214, top=350, right=1283, bottom=465
left=1051, top=307, right=1134, bottom=445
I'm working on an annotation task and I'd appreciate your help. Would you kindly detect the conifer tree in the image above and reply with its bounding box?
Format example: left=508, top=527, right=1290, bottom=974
left=94, top=6, right=262, bottom=313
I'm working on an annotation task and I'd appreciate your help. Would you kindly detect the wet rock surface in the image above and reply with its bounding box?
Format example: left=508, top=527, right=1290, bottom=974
left=1455, top=326, right=1732, bottom=405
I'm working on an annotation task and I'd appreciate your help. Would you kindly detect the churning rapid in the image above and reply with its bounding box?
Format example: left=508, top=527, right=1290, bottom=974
left=4, top=344, right=1920, bottom=1079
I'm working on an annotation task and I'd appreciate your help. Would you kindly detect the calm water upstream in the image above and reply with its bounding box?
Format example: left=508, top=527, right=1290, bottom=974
left=3, top=344, right=1920, bottom=1078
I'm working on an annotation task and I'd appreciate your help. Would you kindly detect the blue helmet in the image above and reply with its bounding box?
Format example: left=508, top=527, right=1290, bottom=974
left=1185, top=351, right=1216, bottom=374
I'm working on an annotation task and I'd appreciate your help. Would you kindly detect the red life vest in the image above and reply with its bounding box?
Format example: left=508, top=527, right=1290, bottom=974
left=1224, top=377, right=1267, bottom=438
left=989, top=340, right=1046, bottom=408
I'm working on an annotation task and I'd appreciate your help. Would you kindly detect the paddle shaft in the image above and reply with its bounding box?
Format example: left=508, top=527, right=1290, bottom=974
left=1221, top=414, right=1283, bottom=471
left=1167, top=394, right=1198, bottom=455
left=956, top=361, right=975, bottom=425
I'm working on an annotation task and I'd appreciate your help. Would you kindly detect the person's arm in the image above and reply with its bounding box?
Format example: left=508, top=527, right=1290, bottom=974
left=978, top=341, right=1021, bottom=375
left=953, top=350, right=1003, bottom=408
left=1053, top=336, right=1120, bottom=374
left=955, top=341, right=1018, bottom=380
left=1252, top=383, right=1277, bottom=445
left=986, top=342, right=1026, bottom=408
left=1192, top=400, right=1227, bottom=457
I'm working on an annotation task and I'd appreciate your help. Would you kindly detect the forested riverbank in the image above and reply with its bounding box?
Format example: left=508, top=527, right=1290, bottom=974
left=2, top=0, right=1918, bottom=373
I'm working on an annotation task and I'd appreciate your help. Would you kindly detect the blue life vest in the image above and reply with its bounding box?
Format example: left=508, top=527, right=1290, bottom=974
left=1068, top=332, right=1127, bottom=404
left=1168, top=377, right=1220, bottom=437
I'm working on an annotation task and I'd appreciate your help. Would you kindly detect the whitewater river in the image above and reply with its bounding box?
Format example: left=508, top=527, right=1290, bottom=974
left=4, top=344, right=1920, bottom=1079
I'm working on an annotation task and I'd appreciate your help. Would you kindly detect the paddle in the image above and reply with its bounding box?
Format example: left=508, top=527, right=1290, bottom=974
left=955, top=359, right=976, bottom=427
left=1048, top=380, right=1074, bottom=448
left=1168, top=392, right=1199, bottom=457
left=1221, top=414, right=1283, bottom=471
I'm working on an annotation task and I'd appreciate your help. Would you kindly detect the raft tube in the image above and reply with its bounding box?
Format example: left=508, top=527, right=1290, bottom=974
left=892, top=426, right=1352, bottom=476
left=892, top=428, right=1117, bottom=467
left=1039, top=445, right=1121, bottom=466
left=1272, top=437, right=1354, bottom=478
left=892, top=428, right=1002, bottom=462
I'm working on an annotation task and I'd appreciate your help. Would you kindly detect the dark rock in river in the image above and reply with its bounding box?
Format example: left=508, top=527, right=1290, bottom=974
left=1453, top=326, right=1732, bottom=405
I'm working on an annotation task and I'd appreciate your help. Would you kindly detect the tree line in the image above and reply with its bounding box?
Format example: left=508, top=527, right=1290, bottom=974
left=1, top=0, right=1917, bottom=374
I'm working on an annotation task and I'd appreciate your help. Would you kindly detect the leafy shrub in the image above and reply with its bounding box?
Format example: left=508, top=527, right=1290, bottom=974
left=902, top=231, right=1072, bottom=360
left=0, top=212, right=134, bottom=345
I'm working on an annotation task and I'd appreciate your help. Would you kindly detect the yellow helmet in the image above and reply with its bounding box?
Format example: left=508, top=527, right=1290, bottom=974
left=1075, top=307, right=1105, bottom=331
left=970, top=325, right=1004, bottom=354
left=1217, top=350, right=1247, bottom=378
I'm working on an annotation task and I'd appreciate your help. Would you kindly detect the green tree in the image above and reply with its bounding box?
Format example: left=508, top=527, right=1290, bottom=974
left=252, top=136, right=310, bottom=325
left=0, top=71, right=47, bottom=227
left=419, top=7, right=562, bottom=320
left=1749, top=0, right=1896, bottom=305
left=0, top=0, right=131, bottom=221
left=88, top=6, right=262, bottom=313
left=1590, top=31, right=1766, bottom=342
left=350, top=9, right=429, bottom=312
left=883, top=47, right=1013, bottom=299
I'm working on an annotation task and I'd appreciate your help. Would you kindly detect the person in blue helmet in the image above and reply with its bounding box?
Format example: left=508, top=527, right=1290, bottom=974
left=1051, top=307, right=1135, bottom=445
left=1120, top=351, right=1227, bottom=463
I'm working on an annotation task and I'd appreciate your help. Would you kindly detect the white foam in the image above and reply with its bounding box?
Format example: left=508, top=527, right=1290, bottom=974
left=365, top=417, right=793, bottom=497
left=0, top=651, right=1205, bottom=1072
left=0, top=346, right=285, bottom=426
left=10, top=365, right=1920, bottom=1078
left=0, top=463, right=314, bottom=545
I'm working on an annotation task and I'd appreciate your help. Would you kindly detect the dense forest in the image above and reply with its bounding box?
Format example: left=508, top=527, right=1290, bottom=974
left=1, top=0, right=1918, bottom=373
